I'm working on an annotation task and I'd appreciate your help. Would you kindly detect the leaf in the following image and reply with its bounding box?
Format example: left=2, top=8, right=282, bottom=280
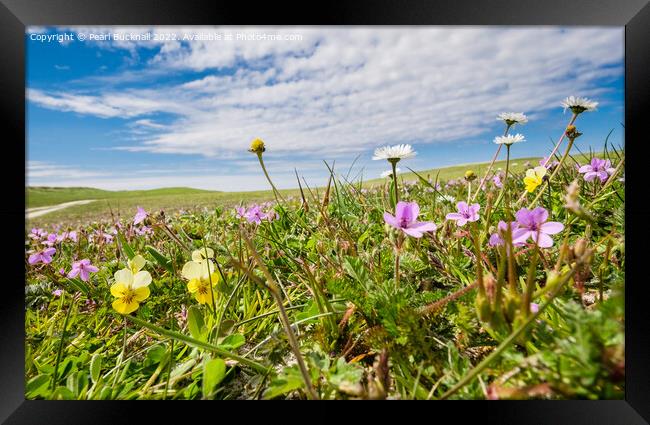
left=343, top=256, right=370, bottom=286
left=89, top=353, right=102, bottom=384
left=26, top=374, right=50, bottom=398
left=65, top=278, right=91, bottom=297
left=202, top=357, right=226, bottom=397
left=218, top=333, right=245, bottom=350
left=187, top=306, right=205, bottom=341
left=145, top=245, right=174, bottom=273
left=263, top=365, right=305, bottom=399
left=117, top=231, right=135, bottom=260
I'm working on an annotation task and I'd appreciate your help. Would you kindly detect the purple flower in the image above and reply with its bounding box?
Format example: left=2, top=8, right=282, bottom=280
left=134, top=225, right=152, bottom=236
left=446, top=202, right=480, bottom=226
left=67, top=259, right=99, bottom=282
left=29, top=228, right=48, bottom=240
left=133, top=206, right=148, bottom=225
left=539, top=156, right=560, bottom=169
left=492, top=174, right=503, bottom=189
left=52, top=289, right=63, bottom=297
left=58, top=267, right=66, bottom=275
left=383, top=201, right=437, bottom=238
left=43, top=233, right=58, bottom=247
left=578, top=158, right=616, bottom=183
left=488, top=220, right=522, bottom=247
left=512, top=207, right=564, bottom=248
left=530, top=303, right=539, bottom=314
left=235, top=206, right=246, bottom=218
left=28, top=247, right=56, bottom=265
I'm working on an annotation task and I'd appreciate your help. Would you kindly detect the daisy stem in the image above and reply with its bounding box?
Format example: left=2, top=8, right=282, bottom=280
left=391, top=159, right=400, bottom=208
left=515, top=113, right=577, bottom=206
left=472, top=124, right=511, bottom=202
left=467, top=181, right=471, bottom=204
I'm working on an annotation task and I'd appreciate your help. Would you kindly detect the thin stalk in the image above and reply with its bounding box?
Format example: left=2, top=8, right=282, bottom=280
left=440, top=262, right=579, bottom=400
left=51, top=297, right=76, bottom=391
left=521, top=244, right=540, bottom=317
left=241, top=234, right=319, bottom=400
left=256, top=152, right=285, bottom=204
left=526, top=138, right=575, bottom=209
left=472, top=124, right=511, bottom=201
left=390, top=160, right=401, bottom=207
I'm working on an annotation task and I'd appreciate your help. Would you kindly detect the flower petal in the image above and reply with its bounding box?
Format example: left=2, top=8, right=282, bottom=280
left=540, top=221, right=564, bottom=234
left=534, top=232, right=554, bottom=248
left=113, top=297, right=139, bottom=314
left=181, top=261, right=202, bottom=281
left=128, top=255, right=146, bottom=272
left=133, top=286, right=150, bottom=302
left=383, top=212, right=400, bottom=228
left=133, top=271, right=152, bottom=288
left=110, top=282, right=128, bottom=298
left=114, top=268, right=134, bottom=286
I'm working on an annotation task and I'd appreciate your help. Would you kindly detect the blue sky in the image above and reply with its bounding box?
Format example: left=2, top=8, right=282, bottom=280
left=26, top=26, right=624, bottom=191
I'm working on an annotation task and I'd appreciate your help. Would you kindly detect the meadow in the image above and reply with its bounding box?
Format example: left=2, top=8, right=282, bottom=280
left=24, top=100, right=625, bottom=400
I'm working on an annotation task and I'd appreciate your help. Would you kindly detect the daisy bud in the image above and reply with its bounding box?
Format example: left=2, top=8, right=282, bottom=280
left=249, top=138, right=266, bottom=154
left=464, top=170, right=477, bottom=181
left=565, top=125, right=582, bottom=141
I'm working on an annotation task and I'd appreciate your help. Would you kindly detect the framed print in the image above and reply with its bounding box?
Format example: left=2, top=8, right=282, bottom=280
left=2, top=0, right=649, bottom=422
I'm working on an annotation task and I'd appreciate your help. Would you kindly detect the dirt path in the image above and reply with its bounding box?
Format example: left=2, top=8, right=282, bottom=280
left=26, top=200, right=96, bottom=219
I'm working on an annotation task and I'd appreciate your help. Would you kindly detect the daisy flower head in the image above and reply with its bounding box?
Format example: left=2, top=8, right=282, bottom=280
left=110, top=268, right=152, bottom=314
left=496, top=112, right=528, bottom=127
left=493, top=134, right=525, bottom=146
left=372, top=144, right=416, bottom=163
left=561, top=96, right=598, bottom=114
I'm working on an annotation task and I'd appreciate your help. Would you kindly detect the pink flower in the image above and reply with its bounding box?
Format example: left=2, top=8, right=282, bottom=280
left=383, top=201, right=436, bottom=238
left=492, top=174, right=503, bottom=189
left=578, top=158, right=616, bottom=183
left=28, top=248, right=56, bottom=265
left=67, top=259, right=99, bottom=282
left=52, top=289, right=63, bottom=297
left=512, top=207, right=564, bottom=248
left=133, top=206, right=148, bottom=225
left=488, top=220, right=523, bottom=247
left=446, top=202, right=480, bottom=226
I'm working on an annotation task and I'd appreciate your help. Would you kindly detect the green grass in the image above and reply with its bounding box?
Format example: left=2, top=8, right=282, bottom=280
left=27, top=154, right=595, bottom=229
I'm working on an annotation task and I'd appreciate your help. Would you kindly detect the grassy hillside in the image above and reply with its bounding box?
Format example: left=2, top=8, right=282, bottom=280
left=26, top=153, right=598, bottom=228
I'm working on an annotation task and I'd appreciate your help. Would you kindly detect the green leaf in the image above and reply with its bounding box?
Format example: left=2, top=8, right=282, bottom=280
left=202, top=357, right=226, bottom=397
left=117, top=231, right=135, bottom=260
left=187, top=306, right=205, bottom=341
left=145, top=245, right=174, bottom=273
left=26, top=374, right=50, bottom=398
left=218, top=333, right=245, bottom=350
left=52, top=386, right=75, bottom=400
left=263, top=365, right=305, bottom=399
left=89, top=353, right=101, bottom=384
left=65, top=278, right=91, bottom=297
left=343, top=256, right=370, bottom=286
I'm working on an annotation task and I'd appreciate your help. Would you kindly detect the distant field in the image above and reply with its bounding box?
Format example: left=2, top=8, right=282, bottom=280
left=26, top=153, right=600, bottom=229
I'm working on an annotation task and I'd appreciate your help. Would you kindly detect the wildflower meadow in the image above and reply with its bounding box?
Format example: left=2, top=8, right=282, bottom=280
left=25, top=97, right=625, bottom=400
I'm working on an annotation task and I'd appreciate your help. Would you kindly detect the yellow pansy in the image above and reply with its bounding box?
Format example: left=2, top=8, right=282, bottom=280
left=127, top=254, right=146, bottom=274
left=523, top=166, right=547, bottom=193
left=181, top=260, right=220, bottom=304
left=191, top=248, right=214, bottom=263
left=110, top=268, right=152, bottom=314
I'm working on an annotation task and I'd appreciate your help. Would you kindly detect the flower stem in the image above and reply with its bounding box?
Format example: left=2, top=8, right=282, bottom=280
left=256, top=152, right=285, bottom=204
left=391, top=159, right=400, bottom=208
left=526, top=138, right=575, bottom=209
left=472, top=124, right=511, bottom=201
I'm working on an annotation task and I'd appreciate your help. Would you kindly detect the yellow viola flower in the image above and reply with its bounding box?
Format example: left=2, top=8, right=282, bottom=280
left=181, top=260, right=220, bottom=304
left=127, top=254, right=146, bottom=274
left=191, top=248, right=214, bottom=263
left=110, top=268, right=152, bottom=314
left=523, top=166, right=547, bottom=193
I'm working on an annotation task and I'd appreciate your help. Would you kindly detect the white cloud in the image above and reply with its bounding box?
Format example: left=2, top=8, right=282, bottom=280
left=28, top=27, right=623, bottom=165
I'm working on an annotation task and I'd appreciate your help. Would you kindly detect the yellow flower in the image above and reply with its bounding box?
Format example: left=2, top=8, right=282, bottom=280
left=191, top=248, right=214, bottom=263
left=127, top=254, right=146, bottom=274
left=181, top=260, right=220, bottom=304
left=249, top=138, right=266, bottom=154
left=523, top=166, right=547, bottom=193
left=464, top=170, right=477, bottom=181
left=110, top=268, right=152, bottom=314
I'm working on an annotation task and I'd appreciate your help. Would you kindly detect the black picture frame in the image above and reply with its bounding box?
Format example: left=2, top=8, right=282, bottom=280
left=2, top=0, right=648, bottom=423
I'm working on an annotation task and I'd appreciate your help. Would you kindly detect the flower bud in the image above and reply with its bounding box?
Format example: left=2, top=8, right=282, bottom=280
left=574, top=238, right=588, bottom=258
left=464, top=170, right=477, bottom=181
left=249, top=138, right=266, bottom=154
left=565, top=125, right=582, bottom=141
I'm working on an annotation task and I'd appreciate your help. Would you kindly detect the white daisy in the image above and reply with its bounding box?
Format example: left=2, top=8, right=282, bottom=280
left=496, top=112, right=528, bottom=126
left=381, top=168, right=401, bottom=178
left=440, top=194, right=456, bottom=203
left=493, top=134, right=525, bottom=146
left=561, top=96, right=598, bottom=114
left=372, top=144, right=416, bottom=162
